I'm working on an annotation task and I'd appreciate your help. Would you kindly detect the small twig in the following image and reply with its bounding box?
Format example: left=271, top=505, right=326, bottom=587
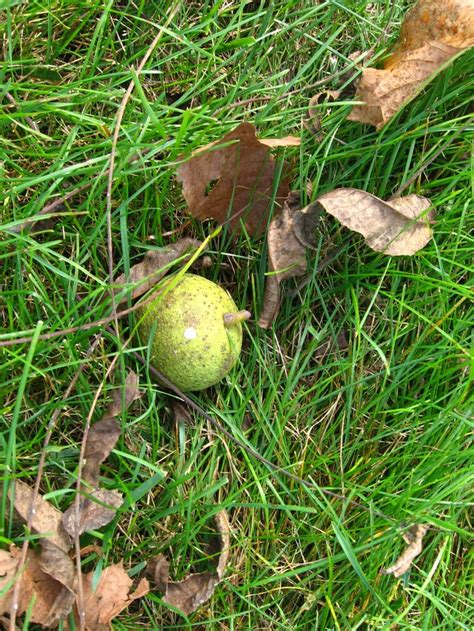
left=5, top=91, right=40, bottom=133
left=6, top=184, right=92, bottom=234
left=0, top=287, right=164, bottom=348
left=7, top=150, right=152, bottom=235
left=105, top=1, right=181, bottom=337
left=129, top=345, right=396, bottom=525
left=72, top=348, right=127, bottom=629
left=78, top=4, right=181, bottom=627
left=8, top=335, right=103, bottom=631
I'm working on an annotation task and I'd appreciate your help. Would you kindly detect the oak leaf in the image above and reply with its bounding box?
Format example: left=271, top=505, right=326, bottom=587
left=176, top=122, right=299, bottom=236
left=347, top=0, right=474, bottom=128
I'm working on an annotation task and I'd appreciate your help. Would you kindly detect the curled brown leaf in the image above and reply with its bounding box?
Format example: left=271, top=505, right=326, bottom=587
left=317, top=188, right=433, bottom=255
left=306, top=90, right=341, bottom=136
left=347, top=0, right=474, bottom=128
left=258, top=199, right=309, bottom=328
left=382, top=524, right=429, bottom=577
left=147, top=510, right=230, bottom=616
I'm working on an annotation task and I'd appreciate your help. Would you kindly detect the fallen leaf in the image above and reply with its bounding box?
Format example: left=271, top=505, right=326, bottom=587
left=63, top=371, right=139, bottom=538
left=347, top=0, right=474, bottom=128
left=4, top=483, right=77, bottom=626
left=61, top=488, right=123, bottom=538
left=382, top=524, right=429, bottom=577
left=102, top=369, right=141, bottom=421
left=82, top=371, right=139, bottom=487
left=316, top=189, right=434, bottom=255
left=306, top=90, right=341, bottom=136
left=292, top=201, right=322, bottom=250
left=115, top=238, right=202, bottom=303
left=9, top=480, right=75, bottom=626
left=81, top=418, right=121, bottom=488
left=8, top=479, right=71, bottom=552
left=2, top=546, right=73, bottom=627
left=3, top=547, right=149, bottom=629
left=172, top=400, right=193, bottom=426
left=176, top=122, right=298, bottom=236
left=258, top=196, right=310, bottom=328
left=38, top=539, right=76, bottom=626
left=0, top=548, right=17, bottom=615
left=80, top=562, right=149, bottom=628
left=147, top=509, right=230, bottom=616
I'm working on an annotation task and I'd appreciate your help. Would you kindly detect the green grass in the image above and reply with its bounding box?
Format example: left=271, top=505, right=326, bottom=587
left=1, top=1, right=473, bottom=629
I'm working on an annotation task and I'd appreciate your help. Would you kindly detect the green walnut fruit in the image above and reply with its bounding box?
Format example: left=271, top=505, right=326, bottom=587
left=138, top=273, right=249, bottom=391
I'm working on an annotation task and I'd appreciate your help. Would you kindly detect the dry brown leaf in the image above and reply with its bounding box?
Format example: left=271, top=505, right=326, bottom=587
left=306, top=90, right=341, bottom=136
left=8, top=479, right=71, bottom=552
left=258, top=196, right=309, bottom=328
left=1, top=546, right=73, bottom=627
left=14, top=548, right=65, bottom=625
left=38, top=539, right=76, bottom=626
left=115, top=238, right=202, bottom=303
left=147, top=510, right=230, bottom=616
left=82, top=371, right=139, bottom=487
left=80, top=562, right=149, bottom=628
left=61, top=488, right=123, bottom=538
left=103, top=369, right=141, bottom=421
left=63, top=371, right=139, bottom=539
left=0, top=548, right=17, bottom=616
left=347, top=0, right=474, bottom=128
left=317, top=188, right=434, bottom=255
left=81, top=417, right=121, bottom=488
left=382, top=524, right=429, bottom=577
left=176, top=122, right=298, bottom=236
left=292, top=201, right=322, bottom=250
left=4, top=483, right=77, bottom=626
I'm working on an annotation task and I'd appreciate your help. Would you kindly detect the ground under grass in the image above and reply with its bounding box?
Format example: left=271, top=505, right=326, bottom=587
left=1, top=1, right=473, bottom=629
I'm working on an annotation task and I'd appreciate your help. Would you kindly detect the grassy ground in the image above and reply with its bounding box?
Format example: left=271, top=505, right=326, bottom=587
left=1, top=1, right=473, bottom=629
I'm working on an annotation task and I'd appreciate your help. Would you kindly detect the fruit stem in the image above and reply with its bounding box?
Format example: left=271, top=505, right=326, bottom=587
left=223, top=310, right=251, bottom=327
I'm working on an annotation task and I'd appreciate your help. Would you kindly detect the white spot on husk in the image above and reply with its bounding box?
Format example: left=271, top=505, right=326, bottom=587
left=184, top=327, right=197, bottom=340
